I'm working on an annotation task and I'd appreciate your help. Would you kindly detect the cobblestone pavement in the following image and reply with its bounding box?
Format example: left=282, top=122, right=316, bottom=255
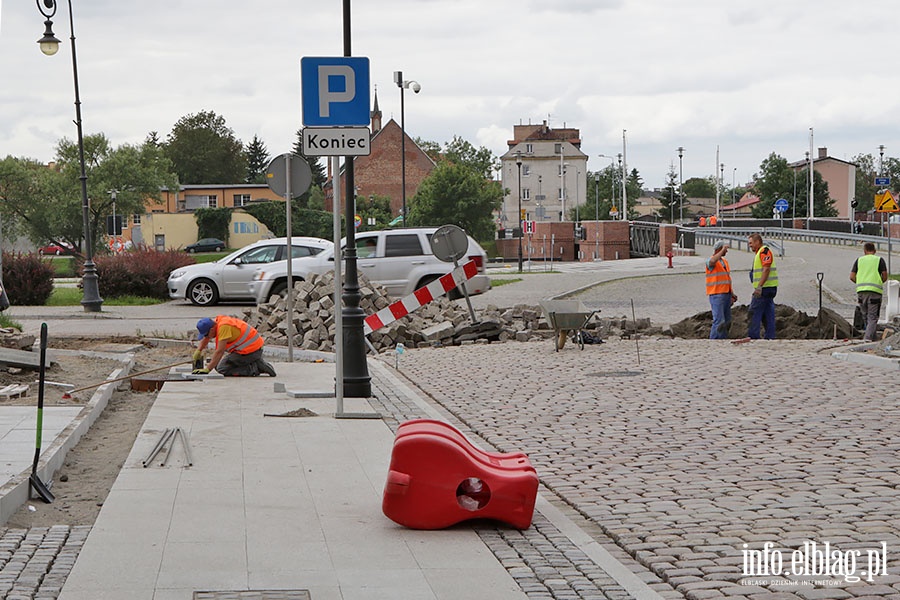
left=390, top=338, right=900, bottom=599
left=0, top=239, right=893, bottom=599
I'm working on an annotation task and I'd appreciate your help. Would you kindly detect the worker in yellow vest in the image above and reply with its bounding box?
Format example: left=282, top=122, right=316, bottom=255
left=849, top=242, right=888, bottom=341
left=747, top=233, right=778, bottom=339
left=705, top=241, right=737, bottom=339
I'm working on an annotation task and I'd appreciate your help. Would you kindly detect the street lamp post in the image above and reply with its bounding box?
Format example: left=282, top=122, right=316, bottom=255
left=36, top=0, right=102, bottom=312
left=516, top=151, right=523, bottom=273
left=732, top=167, right=736, bottom=204
left=394, top=71, right=420, bottom=226
left=677, top=147, right=685, bottom=223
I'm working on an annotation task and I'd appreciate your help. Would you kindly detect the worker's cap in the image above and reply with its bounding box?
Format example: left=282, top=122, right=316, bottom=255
left=196, top=317, right=215, bottom=340
left=713, top=240, right=729, bottom=251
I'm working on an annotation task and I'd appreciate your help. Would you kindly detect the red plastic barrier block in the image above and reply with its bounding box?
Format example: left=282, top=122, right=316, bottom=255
left=382, top=420, right=538, bottom=530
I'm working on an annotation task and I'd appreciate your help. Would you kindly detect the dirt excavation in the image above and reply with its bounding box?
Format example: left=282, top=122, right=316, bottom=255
left=668, top=304, right=857, bottom=341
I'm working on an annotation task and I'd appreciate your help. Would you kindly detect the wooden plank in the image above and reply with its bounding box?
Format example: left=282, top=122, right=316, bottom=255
left=0, top=347, right=41, bottom=370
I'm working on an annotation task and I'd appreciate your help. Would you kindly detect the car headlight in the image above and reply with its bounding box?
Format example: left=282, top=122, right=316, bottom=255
left=169, top=270, right=187, bottom=279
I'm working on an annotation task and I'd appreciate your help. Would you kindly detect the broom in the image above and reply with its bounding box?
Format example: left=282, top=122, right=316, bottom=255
left=30, top=323, right=55, bottom=503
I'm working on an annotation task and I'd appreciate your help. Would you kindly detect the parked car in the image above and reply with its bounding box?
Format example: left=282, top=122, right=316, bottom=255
left=167, top=237, right=331, bottom=306
left=249, top=227, right=491, bottom=304
left=38, top=242, right=75, bottom=256
left=184, top=238, right=227, bottom=253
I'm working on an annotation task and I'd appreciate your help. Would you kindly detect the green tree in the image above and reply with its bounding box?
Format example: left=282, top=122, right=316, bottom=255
left=584, top=167, right=617, bottom=222
left=245, top=135, right=269, bottom=184
left=164, top=110, right=247, bottom=184
left=657, top=164, right=680, bottom=223
left=682, top=176, right=716, bottom=198
left=751, top=152, right=835, bottom=218
left=625, top=168, right=643, bottom=219
left=413, top=137, right=442, bottom=163
left=292, top=129, right=327, bottom=189
left=442, top=136, right=497, bottom=178
left=357, top=194, right=394, bottom=231
left=1, top=135, right=177, bottom=254
left=407, top=161, right=501, bottom=242
left=851, top=153, right=877, bottom=213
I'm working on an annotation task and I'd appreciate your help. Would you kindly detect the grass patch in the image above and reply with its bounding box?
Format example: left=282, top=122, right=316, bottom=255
left=0, top=313, right=22, bottom=330
left=191, top=252, right=229, bottom=264
left=48, top=287, right=164, bottom=306
left=491, top=277, right=523, bottom=287
left=46, top=257, right=78, bottom=278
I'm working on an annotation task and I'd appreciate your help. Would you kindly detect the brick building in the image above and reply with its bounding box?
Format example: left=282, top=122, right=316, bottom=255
left=325, top=92, right=435, bottom=217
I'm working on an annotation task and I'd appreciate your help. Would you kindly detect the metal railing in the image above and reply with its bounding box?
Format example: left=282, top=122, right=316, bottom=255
left=693, top=226, right=894, bottom=254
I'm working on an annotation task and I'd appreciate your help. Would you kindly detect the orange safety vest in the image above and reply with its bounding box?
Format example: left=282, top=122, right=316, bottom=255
left=699, top=217, right=706, bottom=227
left=705, top=258, right=732, bottom=296
left=709, top=215, right=717, bottom=226
left=214, top=315, right=264, bottom=355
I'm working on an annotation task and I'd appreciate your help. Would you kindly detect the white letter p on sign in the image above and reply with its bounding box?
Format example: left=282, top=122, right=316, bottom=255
left=317, top=65, right=355, bottom=118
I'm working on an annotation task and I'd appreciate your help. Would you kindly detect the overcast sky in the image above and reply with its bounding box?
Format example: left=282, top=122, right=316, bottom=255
left=1, top=0, right=897, bottom=190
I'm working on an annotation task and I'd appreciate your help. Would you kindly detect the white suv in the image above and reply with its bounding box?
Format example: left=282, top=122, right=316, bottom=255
left=167, top=236, right=331, bottom=306
left=249, top=227, right=492, bottom=303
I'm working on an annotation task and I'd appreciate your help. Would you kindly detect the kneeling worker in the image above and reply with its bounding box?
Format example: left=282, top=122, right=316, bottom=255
left=193, top=316, right=277, bottom=377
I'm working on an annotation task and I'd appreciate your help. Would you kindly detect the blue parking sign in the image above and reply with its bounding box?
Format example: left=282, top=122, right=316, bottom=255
left=301, top=57, right=370, bottom=126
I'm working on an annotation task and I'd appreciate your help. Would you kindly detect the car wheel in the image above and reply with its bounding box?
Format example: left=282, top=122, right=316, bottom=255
left=215, top=246, right=223, bottom=252
left=268, top=281, right=288, bottom=302
left=38, top=249, right=44, bottom=256
left=187, top=279, right=219, bottom=306
left=55, top=249, right=61, bottom=255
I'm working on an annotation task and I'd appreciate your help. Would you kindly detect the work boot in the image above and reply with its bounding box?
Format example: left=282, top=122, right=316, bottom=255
left=259, top=360, right=277, bottom=377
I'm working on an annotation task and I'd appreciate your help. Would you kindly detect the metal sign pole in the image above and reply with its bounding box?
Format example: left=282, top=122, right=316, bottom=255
left=285, top=154, right=294, bottom=363
left=332, top=156, right=344, bottom=415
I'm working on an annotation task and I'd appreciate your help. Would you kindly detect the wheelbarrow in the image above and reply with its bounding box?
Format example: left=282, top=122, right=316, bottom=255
left=539, top=300, right=601, bottom=351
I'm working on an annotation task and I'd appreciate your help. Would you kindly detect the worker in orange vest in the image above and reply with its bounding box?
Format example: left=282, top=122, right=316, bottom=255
left=192, top=316, right=277, bottom=376
left=705, top=241, right=737, bottom=339
left=698, top=215, right=707, bottom=227
left=709, top=214, right=718, bottom=226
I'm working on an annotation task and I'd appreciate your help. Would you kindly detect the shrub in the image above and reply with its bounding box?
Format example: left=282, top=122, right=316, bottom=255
left=94, top=248, right=195, bottom=299
left=1, top=251, right=55, bottom=305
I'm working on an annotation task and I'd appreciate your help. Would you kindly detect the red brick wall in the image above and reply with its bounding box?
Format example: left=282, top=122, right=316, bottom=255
left=578, top=221, right=630, bottom=261
left=326, top=119, right=434, bottom=216
left=659, top=224, right=678, bottom=257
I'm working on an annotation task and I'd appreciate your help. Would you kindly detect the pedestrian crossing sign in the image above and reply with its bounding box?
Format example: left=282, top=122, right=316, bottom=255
left=876, top=190, right=899, bottom=212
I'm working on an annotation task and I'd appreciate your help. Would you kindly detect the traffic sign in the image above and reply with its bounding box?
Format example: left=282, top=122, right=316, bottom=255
left=265, top=154, right=312, bottom=197
left=302, top=127, right=371, bottom=156
left=774, top=198, right=789, bottom=213
left=301, top=57, right=370, bottom=126
left=876, top=190, right=899, bottom=213
left=875, top=176, right=891, bottom=186
left=523, top=220, right=535, bottom=234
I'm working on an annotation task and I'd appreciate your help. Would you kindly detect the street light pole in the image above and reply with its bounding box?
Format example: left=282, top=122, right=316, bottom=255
left=516, top=151, right=523, bottom=273
left=394, top=71, right=420, bottom=226
left=36, top=0, right=102, bottom=312
left=677, top=147, right=684, bottom=223
left=732, top=167, right=736, bottom=204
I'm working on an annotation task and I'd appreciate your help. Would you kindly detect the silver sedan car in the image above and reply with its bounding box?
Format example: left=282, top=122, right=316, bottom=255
left=167, top=236, right=331, bottom=306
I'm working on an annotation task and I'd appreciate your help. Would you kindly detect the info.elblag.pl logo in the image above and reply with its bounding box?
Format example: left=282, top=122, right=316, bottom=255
left=742, top=541, right=888, bottom=584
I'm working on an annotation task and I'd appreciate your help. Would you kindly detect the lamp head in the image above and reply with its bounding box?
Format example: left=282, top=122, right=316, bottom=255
left=409, top=81, right=421, bottom=93
left=38, top=19, right=60, bottom=56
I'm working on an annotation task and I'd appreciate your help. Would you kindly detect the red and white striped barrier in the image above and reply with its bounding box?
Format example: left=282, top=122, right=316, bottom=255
left=364, top=260, right=478, bottom=335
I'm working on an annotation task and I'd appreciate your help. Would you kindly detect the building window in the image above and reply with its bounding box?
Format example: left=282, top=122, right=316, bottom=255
left=522, top=188, right=531, bottom=201
left=522, top=165, right=531, bottom=177
left=526, top=143, right=533, bottom=153
left=558, top=165, right=565, bottom=176
left=558, top=188, right=564, bottom=200
left=132, top=214, right=141, bottom=225
left=555, top=143, right=562, bottom=154
left=185, top=195, right=217, bottom=210
left=234, top=193, right=251, bottom=207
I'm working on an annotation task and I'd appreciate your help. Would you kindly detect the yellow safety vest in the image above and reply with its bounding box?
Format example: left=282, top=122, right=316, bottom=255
left=751, top=247, right=778, bottom=288
left=855, top=254, right=883, bottom=294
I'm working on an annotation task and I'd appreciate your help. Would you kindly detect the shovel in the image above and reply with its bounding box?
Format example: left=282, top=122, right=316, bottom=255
left=30, top=323, right=55, bottom=503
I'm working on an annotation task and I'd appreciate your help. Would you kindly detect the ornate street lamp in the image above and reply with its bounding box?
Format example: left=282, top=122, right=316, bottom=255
left=36, top=0, right=103, bottom=312
left=677, top=146, right=685, bottom=223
